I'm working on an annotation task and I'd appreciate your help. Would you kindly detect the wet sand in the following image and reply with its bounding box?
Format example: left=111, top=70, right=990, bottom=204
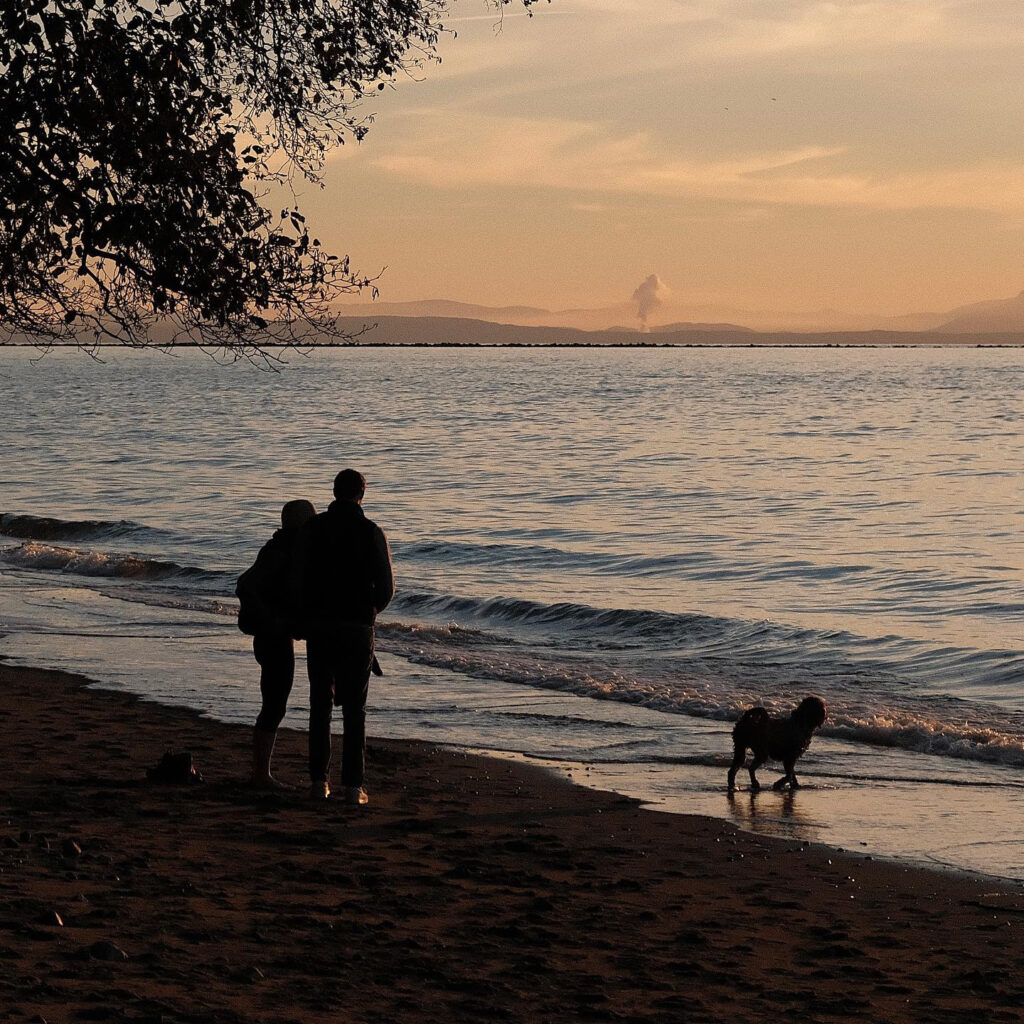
left=2, top=662, right=1023, bottom=1023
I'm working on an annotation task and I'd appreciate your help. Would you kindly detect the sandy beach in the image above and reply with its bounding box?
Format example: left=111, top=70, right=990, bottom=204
left=1, top=661, right=1022, bottom=1023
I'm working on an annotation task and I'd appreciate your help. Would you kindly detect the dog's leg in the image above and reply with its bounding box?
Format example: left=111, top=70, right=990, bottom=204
left=773, top=762, right=799, bottom=790
left=727, top=746, right=746, bottom=792
left=747, top=757, right=763, bottom=793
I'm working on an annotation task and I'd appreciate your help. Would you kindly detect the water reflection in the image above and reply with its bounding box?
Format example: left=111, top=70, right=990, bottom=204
left=725, top=788, right=823, bottom=842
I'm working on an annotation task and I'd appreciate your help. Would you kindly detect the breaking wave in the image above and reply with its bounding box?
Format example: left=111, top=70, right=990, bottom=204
left=395, top=538, right=1023, bottom=621
left=3, top=531, right=1021, bottom=770
left=0, top=512, right=161, bottom=542
left=388, top=590, right=1024, bottom=689
left=379, top=627, right=1024, bottom=769
left=0, top=541, right=225, bottom=584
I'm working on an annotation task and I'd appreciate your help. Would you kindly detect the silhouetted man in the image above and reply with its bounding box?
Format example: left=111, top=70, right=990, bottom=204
left=297, top=469, right=394, bottom=805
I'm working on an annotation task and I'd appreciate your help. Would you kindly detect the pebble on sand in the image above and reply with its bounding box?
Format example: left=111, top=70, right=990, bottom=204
left=88, top=940, right=128, bottom=962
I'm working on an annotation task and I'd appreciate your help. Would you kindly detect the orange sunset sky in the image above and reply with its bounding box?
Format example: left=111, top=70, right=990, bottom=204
left=302, top=0, right=1024, bottom=320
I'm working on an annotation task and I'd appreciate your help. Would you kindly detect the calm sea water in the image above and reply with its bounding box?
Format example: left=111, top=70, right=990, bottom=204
left=1, top=346, right=1021, bottom=878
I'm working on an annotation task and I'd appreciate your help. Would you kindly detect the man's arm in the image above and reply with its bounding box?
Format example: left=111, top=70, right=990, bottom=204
left=372, top=526, right=395, bottom=614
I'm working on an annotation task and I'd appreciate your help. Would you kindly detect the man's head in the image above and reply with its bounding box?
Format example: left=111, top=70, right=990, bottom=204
left=281, top=499, right=316, bottom=531
left=333, top=469, right=367, bottom=503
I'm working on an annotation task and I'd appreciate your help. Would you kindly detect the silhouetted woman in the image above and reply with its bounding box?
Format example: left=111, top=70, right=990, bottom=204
left=236, top=499, right=316, bottom=787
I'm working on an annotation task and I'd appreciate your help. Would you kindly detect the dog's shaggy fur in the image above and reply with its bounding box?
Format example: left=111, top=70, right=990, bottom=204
left=726, top=696, right=827, bottom=792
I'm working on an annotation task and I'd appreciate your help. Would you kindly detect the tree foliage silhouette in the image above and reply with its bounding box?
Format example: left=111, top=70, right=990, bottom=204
left=0, top=0, right=543, bottom=358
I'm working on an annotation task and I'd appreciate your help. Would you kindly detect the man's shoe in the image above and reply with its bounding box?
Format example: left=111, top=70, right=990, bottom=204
left=310, top=780, right=331, bottom=800
left=343, top=786, right=369, bottom=806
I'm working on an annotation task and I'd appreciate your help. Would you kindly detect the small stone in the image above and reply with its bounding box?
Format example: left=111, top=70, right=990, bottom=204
left=88, top=940, right=128, bottom=962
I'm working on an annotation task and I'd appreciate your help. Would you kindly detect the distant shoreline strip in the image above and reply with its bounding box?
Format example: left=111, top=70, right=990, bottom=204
left=3, top=340, right=1023, bottom=349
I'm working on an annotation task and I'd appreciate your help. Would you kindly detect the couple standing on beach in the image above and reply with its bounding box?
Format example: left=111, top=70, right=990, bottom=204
left=237, top=469, right=395, bottom=805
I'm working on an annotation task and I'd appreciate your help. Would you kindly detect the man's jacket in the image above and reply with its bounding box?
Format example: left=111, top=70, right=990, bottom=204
left=294, top=500, right=394, bottom=637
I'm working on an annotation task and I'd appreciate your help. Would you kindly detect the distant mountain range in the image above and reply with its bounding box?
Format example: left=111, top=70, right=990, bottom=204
left=334, top=290, right=1024, bottom=334
left=331, top=316, right=754, bottom=346
left=325, top=315, right=1021, bottom=348
left=935, top=290, right=1024, bottom=333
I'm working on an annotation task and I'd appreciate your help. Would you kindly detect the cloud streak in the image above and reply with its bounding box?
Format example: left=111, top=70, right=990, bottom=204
left=368, top=112, right=1024, bottom=213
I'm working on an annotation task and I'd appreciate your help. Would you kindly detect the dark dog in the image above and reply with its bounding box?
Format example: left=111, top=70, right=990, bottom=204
left=727, top=696, right=827, bottom=792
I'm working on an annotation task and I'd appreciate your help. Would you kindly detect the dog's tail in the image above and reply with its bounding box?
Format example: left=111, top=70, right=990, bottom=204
left=736, top=706, right=769, bottom=727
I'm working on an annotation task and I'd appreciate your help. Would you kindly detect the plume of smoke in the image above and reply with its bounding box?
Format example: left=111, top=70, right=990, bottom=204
left=632, top=274, right=669, bottom=331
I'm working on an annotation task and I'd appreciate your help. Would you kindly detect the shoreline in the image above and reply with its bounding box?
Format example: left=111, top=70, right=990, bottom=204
left=2, top=591, right=1022, bottom=883
left=0, top=570, right=1020, bottom=883
left=2, top=660, right=1023, bottom=1022
left=4, top=339, right=1024, bottom=349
